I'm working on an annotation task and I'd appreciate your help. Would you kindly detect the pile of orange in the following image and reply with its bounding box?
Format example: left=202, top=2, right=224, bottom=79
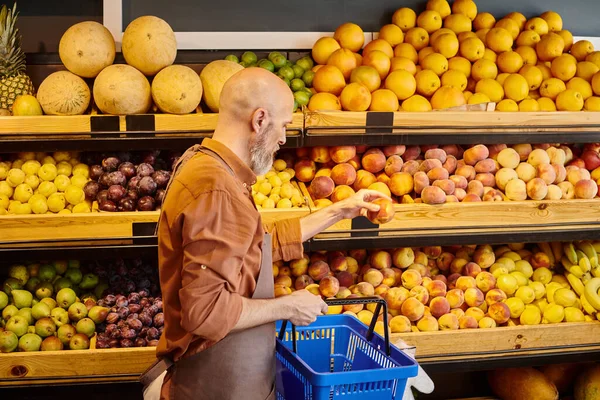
left=308, top=0, right=600, bottom=113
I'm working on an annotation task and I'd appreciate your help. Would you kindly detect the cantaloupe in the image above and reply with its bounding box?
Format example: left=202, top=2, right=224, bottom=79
left=93, top=64, right=151, bottom=115
left=199, top=60, right=244, bottom=112
left=151, top=65, right=202, bottom=114
left=37, top=71, right=91, bottom=115
left=59, top=21, right=116, bottom=78
left=575, top=364, right=600, bottom=400
left=122, top=16, right=177, bottom=76
left=488, top=368, right=559, bottom=400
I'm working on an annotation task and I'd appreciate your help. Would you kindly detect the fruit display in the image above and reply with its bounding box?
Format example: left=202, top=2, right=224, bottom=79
left=274, top=240, right=600, bottom=334
left=308, top=1, right=600, bottom=112
left=289, top=143, right=600, bottom=205
left=224, top=52, right=316, bottom=112
left=251, top=156, right=310, bottom=209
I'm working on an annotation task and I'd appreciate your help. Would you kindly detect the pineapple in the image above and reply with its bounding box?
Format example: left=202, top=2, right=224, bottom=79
left=0, top=3, right=34, bottom=112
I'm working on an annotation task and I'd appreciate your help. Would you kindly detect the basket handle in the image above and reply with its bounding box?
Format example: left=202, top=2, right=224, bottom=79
left=277, top=296, right=391, bottom=356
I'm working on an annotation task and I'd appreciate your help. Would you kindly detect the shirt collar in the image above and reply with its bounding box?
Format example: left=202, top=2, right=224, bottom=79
left=201, top=138, right=257, bottom=186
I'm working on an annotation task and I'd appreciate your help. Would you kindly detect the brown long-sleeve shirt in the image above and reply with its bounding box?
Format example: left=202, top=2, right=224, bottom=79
left=156, top=138, right=304, bottom=362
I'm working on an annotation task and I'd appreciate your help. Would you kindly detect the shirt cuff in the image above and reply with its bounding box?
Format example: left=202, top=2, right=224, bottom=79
left=270, top=218, right=304, bottom=262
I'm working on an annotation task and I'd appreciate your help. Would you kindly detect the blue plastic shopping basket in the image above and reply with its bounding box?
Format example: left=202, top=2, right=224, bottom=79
left=275, top=296, right=418, bottom=400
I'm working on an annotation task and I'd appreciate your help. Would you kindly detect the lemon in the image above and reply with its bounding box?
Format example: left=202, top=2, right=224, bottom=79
left=496, top=257, right=516, bottom=271
left=543, top=303, right=565, bottom=323
left=277, top=171, right=292, bottom=183
left=72, top=164, right=90, bottom=178
left=280, top=183, right=294, bottom=199
left=72, top=202, right=91, bottom=213
left=11, top=159, right=24, bottom=170
left=42, top=156, right=56, bottom=165
left=497, top=273, right=518, bottom=295
left=28, top=194, right=48, bottom=214
left=7, top=168, right=25, bottom=187
left=56, top=161, right=72, bottom=177
left=15, top=203, right=32, bottom=215
left=38, top=164, right=58, bottom=182
left=54, top=175, right=71, bottom=192
left=515, top=286, right=536, bottom=304
left=0, top=194, right=9, bottom=209
left=551, top=274, right=571, bottom=289
left=258, top=182, right=272, bottom=196
left=52, top=151, right=71, bottom=162
left=505, top=297, right=525, bottom=318
left=514, top=260, right=533, bottom=277
left=510, top=271, right=529, bottom=287
left=528, top=281, right=546, bottom=300
left=564, top=307, right=585, bottom=322
left=58, top=209, right=71, bottom=215
left=21, top=160, right=41, bottom=176
left=532, top=267, right=552, bottom=284
left=64, top=185, right=85, bottom=205
left=13, top=183, right=33, bottom=203
left=520, top=305, right=542, bottom=325
left=277, top=198, right=293, bottom=209
left=47, top=193, right=66, bottom=213
left=553, top=288, right=577, bottom=307
left=268, top=175, right=283, bottom=188
left=262, top=199, right=275, bottom=209
left=24, top=175, right=40, bottom=191
left=0, top=181, right=13, bottom=197
left=545, top=282, right=564, bottom=304
left=38, top=181, right=57, bottom=198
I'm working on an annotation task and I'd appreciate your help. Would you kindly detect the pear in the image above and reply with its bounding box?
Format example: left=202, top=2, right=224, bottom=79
left=0, top=291, right=8, bottom=311
left=6, top=315, right=29, bottom=337
left=11, top=290, right=33, bottom=309
left=64, top=268, right=83, bottom=285
left=27, top=325, right=35, bottom=334
left=32, top=302, right=51, bottom=320
left=27, top=263, right=40, bottom=278
left=56, top=288, right=76, bottom=309
left=88, top=306, right=109, bottom=324
left=35, top=317, right=57, bottom=338
left=26, top=277, right=41, bottom=292
left=0, top=330, right=18, bottom=353
left=41, top=336, right=63, bottom=351
left=35, top=282, right=53, bottom=299
left=83, top=298, right=96, bottom=311
left=18, top=333, right=42, bottom=352
left=67, top=302, right=88, bottom=322
left=68, top=260, right=80, bottom=269
left=8, top=265, right=29, bottom=286
left=76, top=318, right=96, bottom=338
left=53, top=278, right=73, bottom=293
left=3, top=278, right=23, bottom=295
left=69, top=333, right=90, bottom=350
left=16, top=308, right=34, bottom=325
left=79, top=274, right=99, bottom=290
left=57, top=324, right=76, bottom=346
left=53, top=260, right=69, bottom=275
left=40, top=297, right=57, bottom=309
left=94, top=283, right=109, bottom=299
left=50, top=308, right=69, bottom=327
left=38, top=264, right=56, bottom=282
left=2, top=305, right=18, bottom=322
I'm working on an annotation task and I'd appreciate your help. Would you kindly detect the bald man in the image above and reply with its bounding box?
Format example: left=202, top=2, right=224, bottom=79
left=143, top=68, right=388, bottom=400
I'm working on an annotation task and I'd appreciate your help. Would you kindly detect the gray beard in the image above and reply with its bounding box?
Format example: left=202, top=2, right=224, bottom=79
left=249, top=129, right=278, bottom=176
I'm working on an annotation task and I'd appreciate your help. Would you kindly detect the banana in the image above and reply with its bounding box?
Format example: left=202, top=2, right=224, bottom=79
left=593, top=241, right=600, bottom=253
left=563, top=242, right=578, bottom=265
left=592, top=267, right=600, bottom=278
left=562, top=256, right=585, bottom=278
left=577, top=250, right=592, bottom=273
left=538, top=242, right=556, bottom=267
left=576, top=241, right=599, bottom=269
left=551, top=241, right=564, bottom=262
left=581, top=294, right=598, bottom=315
left=566, top=272, right=586, bottom=297
left=584, top=277, right=600, bottom=311
left=583, top=273, right=593, bottom=285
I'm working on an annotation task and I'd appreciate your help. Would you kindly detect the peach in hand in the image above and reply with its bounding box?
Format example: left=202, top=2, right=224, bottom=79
left=367, top=198, right=396, bottom=224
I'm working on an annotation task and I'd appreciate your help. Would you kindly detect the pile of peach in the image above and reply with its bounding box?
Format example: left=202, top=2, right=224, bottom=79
left=288, top=142, right=600, bottom=205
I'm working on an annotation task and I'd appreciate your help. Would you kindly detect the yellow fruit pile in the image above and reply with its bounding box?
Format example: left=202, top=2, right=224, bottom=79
left=309, top=0, right=600, bottom=112
left=251, top=159, right=306, bottom=209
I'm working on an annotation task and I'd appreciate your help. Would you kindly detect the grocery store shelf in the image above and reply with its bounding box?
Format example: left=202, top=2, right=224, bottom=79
left=304, top=111, right=600, bottom=146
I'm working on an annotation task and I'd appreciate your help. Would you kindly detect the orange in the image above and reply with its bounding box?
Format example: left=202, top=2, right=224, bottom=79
left=430, top=85, right=466, bottom=109
left=312, top=65, right=346, bottom=95
left=472, top=58, right=498, bottom=81
left=441, top=69, right=468, bottom=91
left=369, top=89, right=400, bottom=111
left=379, top=24, right=404, bottom=47
left=393, top=8, right=418, bottom=32
left=426, top=0, right=451, bottom=19
left=525, top=18, right=549, bottom=36
left=586, top=52, right=600, bottom=68
left=556, top=89, right=584, bottom=111
left=571, top=40, right=595, bottom=62
left=354, top=52, right=363, bottom=66
left=551, top=54, right=577, bottom=81
left=418, top=47, right=436, bottom=64
left=474, top=12, right=496, bottom=30
left=452, top=0, right=477, bottom=21
left=496, top=99, right=519, bottom=111
left=404, top=27, right=430, bottom=51
left=496, top=73, right=510, bottom=85
left=385, top=70, right=417, bottom=100
left=566, top=77, right=593, bottom=100
left=312, top=65, right=324, bottom=73
left=536, top=33, right=565, bottom=62
left=515, top=46, right=538, bottom=65
left=308, top=92, right=342, bottom=111
left=540, top=11, right=563, bottom=32
left=417, top=10, right=443, bottom=34
left=519, top=65, right=544, bottom=90
left=495, top=18, right=520, bottom=41
left=536, top=62, right=553, bottom=80
left=444, top=13, right=472, bottom=34
left=362, top=50, right=391, bottom=80
left=402, top=95, right=433, bottom=111
left=516, top=31, right=541, bottom=47
left=463, top=90, right=473, bottom=101
left=433, top=33, right=459, bottom=58
left=505, top=12, right=527, bottom=31
left=497, top=51, right=524, bottom=74
left=390, top=57, right=417, bottom=75
left=486, top=28, right=514, bottom=53
left=476, top=78, right=504, bottom=102
left=483, top=48, right=497, bottom=62
left=557, top=30, right=574, bottom=52
left=537, top=97, right=557, bottom=111
left=312, top=37, right=341, bottom=65
left=415, top=69, right=441, bottom=96
left=350, top=66, right=381, bottom=92
left=340, top=83, right=372, bottom=111
left=468, top=92, right=491, bottom=105
left=528, top=90, right=541, bottom=100
left=422, top=53, right=449, bottom=76
left=577, top=61, right=600, bottom=82
left=458, top=31, right=478, bottom=42
left=476, top=29, right=490, bottom=42
left=327, top=48, right=358, bottom=80
left=539, top=78, right=566, bottom=100
left=459, top=37, right=485, bottom=62
left=363, top=39, right=394, bottom=59
left=519, top=98, right=540, bottom=111
left=430, top=28, right=456, bottom=44
left=503, top=74, right=529, bottom=101
left=584, top=96, right=600, bottom=111
left=334, top=23, right=365, bottom=53
left=592, top=72, right=600, bottom=95
left=394, top=43, right=419, bottom=63
left=448, top=56, right=472, bottom=77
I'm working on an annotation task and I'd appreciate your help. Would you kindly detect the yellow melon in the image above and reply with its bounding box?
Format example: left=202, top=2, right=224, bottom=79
left=93, top=64, right=151, bottom=115
left=36, top=71, right=91, bottom=115
left=151, top=65, right=203, bottom=114
left=59, top=21, right=115, bottom=78
left=122, top=16, right=177, bottom=76
left=200, top=60, right=245, bottom=112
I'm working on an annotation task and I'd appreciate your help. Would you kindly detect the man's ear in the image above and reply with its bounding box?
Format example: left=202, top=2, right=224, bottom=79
left=251, top=108, right=268, bottom=134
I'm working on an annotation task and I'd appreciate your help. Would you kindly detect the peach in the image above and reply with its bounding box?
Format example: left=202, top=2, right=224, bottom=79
left=446, top=289, right=465, bottom=308
left=308, top=261, right=330, bottom=281
left=568, top=158, right=586, bottom=169
left=349, top=249, right=367, bottom=264
left=305, top=284, right=321, bottom=297
left=473, top=249, right=495, bottom=269
left=488, top=302, right=511, bottom=324
left=310, top=146, right=331, bottom=163
left=463, top=145, right=490, bottom=166
left=367, top=182, right=392, bottom=197
left=421, top=186, right=447, bottom=204
left=443, top=156, right=458, bottom=174
left=381, top=268, right=396, bottom=287
left=315, top=168, right=332, bottom=178
left=390, top=315, right=412, bottom=333
left=478, top=316, right=496, bottom=328
left=505, top=179, right=527, bottom=201
left=314, top=199, right=333, bottom=208
left=448, top=175, right=467, bottom=190
left=432, top=252, right=452, bottom=272
left=362, top=148, right=386, bottom=173
left=384, top=287, right=410, bottom=310
left=413, top=171, right=430, bottom=194
left=376, top=172, right=391, bottom=185
left=275, top=275, right=293, bottom=288
left=451, top=308, right=466, bottom=319
left=290, top=254, right=310, bottom=277
left=497, top=148, right=521, bottom=169
left=330, top=185, right=356, bottom=203
left=370, top=250, right=392, bottom=270
left=385, top=155, right=404, bottom=176
left=343, top=294, right=364, bottom=313
left=352, top=170, right=376, bottom=192
left=274, top=284, right=292, bottom=297
left=441, top=144, right=461, bottom=157
left=483, top=189, right=503, bottom=201
left=525, top=178, right=548, bottom=200
left=388, top=172, right=413, bottom=197
left=356, top=281, right=375, bottom=296
left=336, top=271, right=354, bottom=288
left=488, top=144, right=508, bottom=160
left=475, top=159, right=498, bottom=174
left=296, top=148, right=310, bottom=158
left=553, top=163, right=567, bottom=184
left=311, top=252, right=328, bottom=263
left=294, top=158, right=317, bottom=182
left=485, top=288, right=508, bottom=305
left=456, top=276, right=477, bottom=292
left=403, top=145, right=421, bottom=161
left=528, top=148, right=550, bottom=167
left=348, top=155, right=362, bottom=170
left=330, top=256, right=348, bottom=273
left=513, top=143, right=533, bottom=161
left=568, top=168, right=592, bottom=186
left=391, top=268, right=403, bottom=286
left=546, top=147, right=566, bottom=165
left=330, top=163, right=357, bottom=186
left=423, top=246, right=442, bottom=259
left=434, top=274, right=448, bottom=284
left=450, top=258, right=468, bottom=274
left=336, top=287, right=352, bottom=299
left=465, top=307, right=486, bottom=322
left=355, top=145, right=368, bottom=154
left=425, top=148, right=447, bottom=163
left=456, top=165, right=476, bottom=180
left=319, top=276, right=340, bottom=297
left=467, top=180, right=484, bottom=197
left=367, top=198, right=396, bottom=224
left=401, top=269, right=423, bottom=289
left=457, top=245, right=476, bottom=260
left=415, top=251, right=429, bottom=266
left=425, top=279, right=448, bottom=299
left=463, top=262, right=482, bottom=278
left=534, top=143, right=551, bottom=150
left=537, top=163, right=557, bottom=185
left=401, top=160, right=421, bottom=176
left=560, top=145, right=574, bottom=163
left=454, top=188, right=467, bottom=201
left=392, top=247, right=415, bottom=269
left=495, top=168, right=518, bottom=191
left=575, top=179, right=599, bottom=199
left=415, top=315, right=438, bottom=331
left=427, top=166, right=450, bottom=181
left=438, top=313, right=460, bottom=330
left=401, top=297, right=425, bottom=321
left=363, top=268, right=384, bottom=287
left=409, top=285, right=430, bottom=304
left=458, top=315, right=478, bottom=329
left=545, top=184, right=563, bottom=200
left=375, top=284, right=390, bottom=297
left=383, top=145, right=406, bottom=157
left=516, top=162, right=537, bottom=182
left=279, top=266, right=292, bottom=277
left=418, top=158, right=443, bottom=173
left=464, top=287, right=485, bottom=307
left=475, top=172, right=496, bottom=187
left=330, top=146, right=356, bottom=163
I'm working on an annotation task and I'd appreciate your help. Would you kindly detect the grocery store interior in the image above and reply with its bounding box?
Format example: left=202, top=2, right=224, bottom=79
left=1, top=0, right=600, bottom=399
